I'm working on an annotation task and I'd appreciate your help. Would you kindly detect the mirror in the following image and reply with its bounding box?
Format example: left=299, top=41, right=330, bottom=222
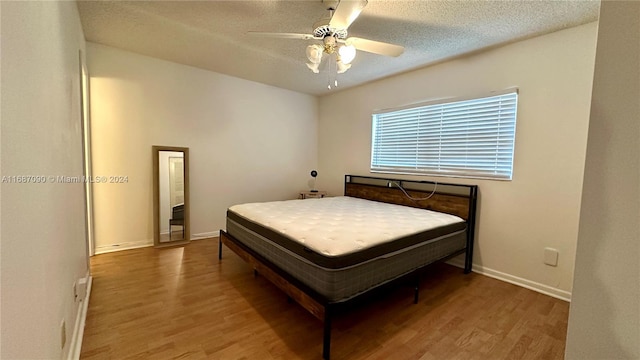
left=153, top=146, right=190, bottom=247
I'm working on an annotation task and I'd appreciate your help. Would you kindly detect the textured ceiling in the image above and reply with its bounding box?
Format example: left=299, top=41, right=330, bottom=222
left=77, top=0, right=600, bottom=96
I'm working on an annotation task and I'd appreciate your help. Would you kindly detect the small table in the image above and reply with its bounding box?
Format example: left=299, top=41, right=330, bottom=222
left=299, top=190, right=327, bottom=199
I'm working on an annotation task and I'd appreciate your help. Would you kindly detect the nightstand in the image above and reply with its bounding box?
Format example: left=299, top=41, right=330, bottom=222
left=299, top=191, right=327, bottom=199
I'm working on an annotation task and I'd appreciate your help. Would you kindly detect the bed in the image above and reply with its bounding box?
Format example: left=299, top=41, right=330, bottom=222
left=219, top=175, right=478, bottom=359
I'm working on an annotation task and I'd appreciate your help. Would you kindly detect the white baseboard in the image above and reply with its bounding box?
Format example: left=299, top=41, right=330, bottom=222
left=68, top=272, right=92, bottom=360
left=93, top=232, right=218, bottom=254
left=95, top=239, right=152, bottom=254
left=446, top=258, right=571, bottom=302
left=191, top=230, right=219, bottom=240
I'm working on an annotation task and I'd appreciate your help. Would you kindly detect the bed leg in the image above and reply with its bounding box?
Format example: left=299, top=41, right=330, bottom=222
left=218, top=237, right=223, bottom=260
left=464, top=204, right=476, bottom=274
left=414, top=274, right=420, bottom=304
left=464, top=250, right=472, bottom=274
left=322, top=308, right=332, bottom=360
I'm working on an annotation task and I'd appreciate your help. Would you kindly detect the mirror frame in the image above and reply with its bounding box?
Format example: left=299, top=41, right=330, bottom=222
left=153, top=145, right=190, bottom=247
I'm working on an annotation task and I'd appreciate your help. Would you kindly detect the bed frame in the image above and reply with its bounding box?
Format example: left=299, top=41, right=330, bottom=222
left=219, top=175, right=478, bottom=359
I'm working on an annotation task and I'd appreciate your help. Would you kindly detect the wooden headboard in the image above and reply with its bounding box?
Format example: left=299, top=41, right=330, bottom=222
left=344, top=175, right=478, bottom=222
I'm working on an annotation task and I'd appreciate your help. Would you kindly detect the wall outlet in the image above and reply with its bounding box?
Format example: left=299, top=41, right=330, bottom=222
left=544, top=247, right=559, bottom=267
left=60, top=320, right=66, bottom=349
left=74, top=277, right=87, bottom=302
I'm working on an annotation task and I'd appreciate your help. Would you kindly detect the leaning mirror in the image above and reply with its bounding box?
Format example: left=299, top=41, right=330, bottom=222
left=153, top=146, right=190, bottom=247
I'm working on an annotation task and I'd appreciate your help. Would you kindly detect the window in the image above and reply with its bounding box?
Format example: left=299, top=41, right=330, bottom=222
left=371, top=91, right=518, bottom=180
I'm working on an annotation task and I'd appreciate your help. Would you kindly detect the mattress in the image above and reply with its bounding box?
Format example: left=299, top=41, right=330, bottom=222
left=226, top=196, right=468, bottom=302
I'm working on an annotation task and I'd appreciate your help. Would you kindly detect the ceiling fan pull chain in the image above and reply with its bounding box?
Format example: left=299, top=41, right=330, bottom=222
left=327, top=59, right=332, bottom=89
left=335, top=52, right=339, bottom=88
left=327, top=53, right=336, bottom=90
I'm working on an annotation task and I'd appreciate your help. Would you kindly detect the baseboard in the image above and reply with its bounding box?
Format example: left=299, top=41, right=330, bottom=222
left=446, top=258, right=571, bottom=302
left=191, top=230, right=219, bottom=240
left=94, top=233, right=217, bottom=253
left=95, top=240, right=152, bottom=254
left=68, top=273, right=92, bottom=360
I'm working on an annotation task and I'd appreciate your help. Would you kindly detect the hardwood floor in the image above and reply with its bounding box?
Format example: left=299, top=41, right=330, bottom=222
left=80, top=238, right=569, bottom=360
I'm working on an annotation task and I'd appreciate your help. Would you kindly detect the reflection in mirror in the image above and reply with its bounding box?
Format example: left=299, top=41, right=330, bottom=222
left=153, top=146, right=189, bottom=247
left=162, top=152, right=184, bottom=242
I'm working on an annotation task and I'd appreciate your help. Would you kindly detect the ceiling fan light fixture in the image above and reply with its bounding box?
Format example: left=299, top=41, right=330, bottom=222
left=306, top=44, right=323, bottom=73
left=336, top=60, right=351, bottom=74
left=338, top=44, right=356, bottom=64
left=306, top=44, right=323, bottom=63
left=307, top=62, right=320, bottom=73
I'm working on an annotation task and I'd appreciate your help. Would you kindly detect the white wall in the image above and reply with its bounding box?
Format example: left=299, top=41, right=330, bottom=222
left=565, top=1, right=640, bottom=358
left=87, top=43, right=318, bottom=252
left=318, top=23, right=598, bottom=299
left=1, top=1, right=89, bottom=359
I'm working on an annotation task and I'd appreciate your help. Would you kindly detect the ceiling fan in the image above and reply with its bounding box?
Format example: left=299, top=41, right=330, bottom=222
left=248, top=0, right=404, bottom=79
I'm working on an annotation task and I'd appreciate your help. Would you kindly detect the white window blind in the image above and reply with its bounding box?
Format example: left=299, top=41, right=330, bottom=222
left=371, top=91, right=518, bottom=180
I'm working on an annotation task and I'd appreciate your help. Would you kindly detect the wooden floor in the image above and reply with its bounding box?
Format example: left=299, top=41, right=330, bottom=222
left=81, top=238, right=569, bottom=360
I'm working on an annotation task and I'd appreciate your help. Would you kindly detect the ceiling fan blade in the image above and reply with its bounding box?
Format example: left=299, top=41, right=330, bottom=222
left=347, top=37, right=404, bottom=57
left=247, top=32, right=320, bottom=40
left=329, top=0, right=368, bottom=30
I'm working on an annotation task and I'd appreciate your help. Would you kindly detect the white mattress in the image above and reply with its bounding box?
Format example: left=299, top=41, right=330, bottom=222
left=228, top=196, right=464, bottom=258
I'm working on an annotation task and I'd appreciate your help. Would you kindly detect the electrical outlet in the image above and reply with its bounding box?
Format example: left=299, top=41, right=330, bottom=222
left=544, top=248, right=559, bottom=267
left=75, top=278, right=87, bottom=302
left=60, top=320, right=66, bottom=349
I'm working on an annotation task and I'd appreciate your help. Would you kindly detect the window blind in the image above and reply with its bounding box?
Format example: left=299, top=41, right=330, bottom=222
left=371, top=91, right=518, bottom=180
